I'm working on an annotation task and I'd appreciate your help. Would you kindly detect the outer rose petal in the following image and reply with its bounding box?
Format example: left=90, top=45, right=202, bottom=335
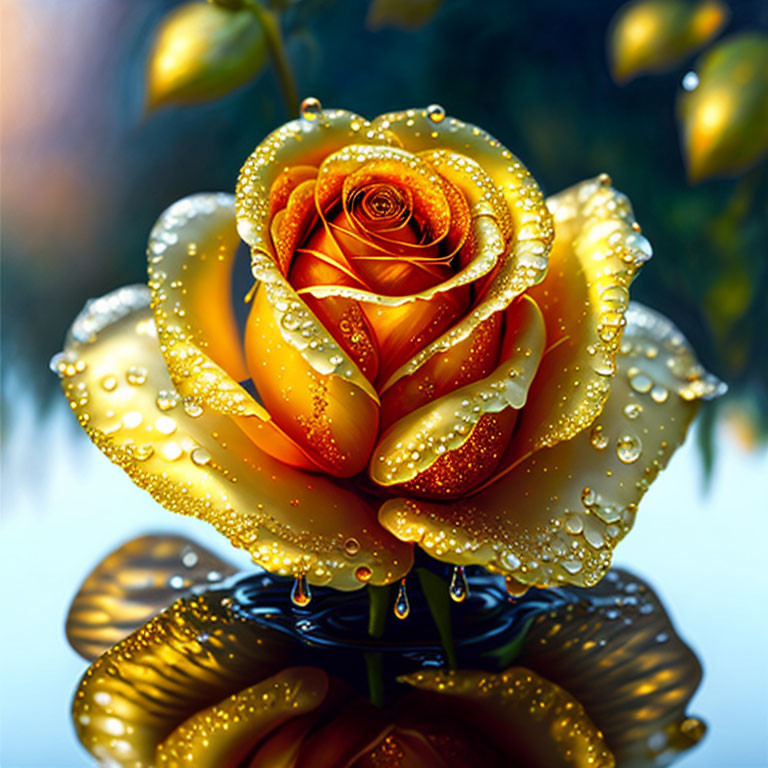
left=156, top=669, right=328, bottom=768
left=147, top=193, right=316, bottom=469
left=246, top=283, right=380, bottom=477
left=379, top=302, right=724, bottom=587
left=519, top=569, right=706, bottom=767
left=400, top=667, right=615, bottom=768
left=65, top=534, right=238, bottom=661
left=497, top=177, right=656, bottom=476
left=57, top=285, right=412, bottom=589
left=370, top=296, right=545, bottom=493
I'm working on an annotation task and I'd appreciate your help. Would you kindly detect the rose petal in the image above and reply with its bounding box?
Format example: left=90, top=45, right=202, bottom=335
left=399, top=667, right=615, bottom=768
left=268, top=164, right=318, bottom=218
left=156, top=669, right=328, bottom=768
left=71, top=588, right=302, bottom=767
left=498, top=177, right=655, bottom=470
left=146, top=193, right=314, bottom=469
left=65, top=534, right=238, bottom=661
left=519, top=568, right=706, bottom=767
left=370, top=296, right=544, bottom=492
left=246, top=283, right=381, bottom=476
left=378, top=301, right=724, bottom=586
left=57, top=285, right=412, bottom=588
left=271, top=178, right=318, bottom=274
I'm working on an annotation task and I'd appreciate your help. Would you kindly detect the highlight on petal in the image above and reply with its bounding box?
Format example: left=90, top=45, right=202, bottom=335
left=56, top=285, right=412, bottom=590
left=379, top=301, right=724, bottom=587
left=502, top=176, right=654, bottom=468
left=400, top=667, right=615, bottom=768
left=370, top=296, right=545, bottom=495
left=66, top=534, right=238, bottom=661
left=519, top=568, right=706, bottom=767
left=678, top=33, right=768, bottom=181
left=147, top=193, right=315, bottom=469
left=245, top=282, right=381, bottom=477
left=72, top=589, right=303, bottom=767
left=608, top=0, right=729, bottom=84
left=156, top=668, right=328, bottom=767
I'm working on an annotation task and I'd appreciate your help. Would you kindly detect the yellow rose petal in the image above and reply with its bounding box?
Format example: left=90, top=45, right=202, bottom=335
left=379, top=301, right=724, bottom=586
left=400, top=667, right=615, bottom=768
left=503, top=176, right=653, bottom=467
left=57, top=286, right=412, bottom=589
left=519, top=568, right=706, bottom=766
left=156, top=668, right=328, bottom=768
left=65, top=534, right=238, bottom=661
left=370, top=296, right=544, bottom=488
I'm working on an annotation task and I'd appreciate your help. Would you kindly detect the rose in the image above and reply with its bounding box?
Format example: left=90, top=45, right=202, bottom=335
left=67, top=535, right=706, bottom=768
left=55, top=103, right=723, bottom=593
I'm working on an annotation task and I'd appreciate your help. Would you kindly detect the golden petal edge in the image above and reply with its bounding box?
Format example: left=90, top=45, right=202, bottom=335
left=56, top=286, right=412, bottom=589
left=378, top=301, right=724, bottom=586
left=65, top=534, right=238, bottom=661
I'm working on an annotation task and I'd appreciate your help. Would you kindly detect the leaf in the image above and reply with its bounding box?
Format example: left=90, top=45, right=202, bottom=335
left=367, top=584, right=394, bottom=639
left=146, top=1, right=268, bottom=110
left=608, top=0, right=728, bottom=84
left=678, top=33, right=768, bottom=181
left=415, top=568, right=457, bottom=669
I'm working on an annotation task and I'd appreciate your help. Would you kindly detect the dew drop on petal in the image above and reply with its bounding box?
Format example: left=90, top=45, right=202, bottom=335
left=343, top=537, right=360, bottom=556
left=355, top=565, right=373, bottom=582
left=126, top=365, right=148, bottom=386
left=623, top=402, right=643, bottom=419
left=590, top=424, right=609, bottom=450
left=190, top=447, right=211, bottom=466
left=300, top=97, right=322, bottom=121
left=426, top=104, right=446, bottom=123
left=617, top=434, right=642, bottom=463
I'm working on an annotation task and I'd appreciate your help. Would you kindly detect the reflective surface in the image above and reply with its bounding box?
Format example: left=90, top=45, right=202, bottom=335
left=1, top=392, right=767, bottom=766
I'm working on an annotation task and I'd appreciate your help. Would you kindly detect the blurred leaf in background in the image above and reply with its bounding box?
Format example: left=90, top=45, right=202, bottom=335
left=678, top=33, right=768, bottom=180
left=146, top=1, right=268, bottom=110
left=367, top=0, right=444, bottom=30
left=608, top=0, right=729, bottom=83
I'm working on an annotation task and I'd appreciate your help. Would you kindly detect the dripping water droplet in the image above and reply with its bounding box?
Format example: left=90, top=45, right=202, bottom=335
left=300, top=97, right=322, bottom=121
left=394, top=578, right=410, bottom=619
left=449, top=565, right=469, bottom=603
left=290, top=573, right=311, bottom=606
left=426, top=104, right=446, bottom=123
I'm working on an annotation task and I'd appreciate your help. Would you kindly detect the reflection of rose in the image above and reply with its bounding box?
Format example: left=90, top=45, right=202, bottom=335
left=68, top=536, right=706, bottom=768
left=55, top=105, right=723, bottom=592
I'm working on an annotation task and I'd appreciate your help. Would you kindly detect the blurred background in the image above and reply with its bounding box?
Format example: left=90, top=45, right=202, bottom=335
left=1, top=0, right=767, bottom=765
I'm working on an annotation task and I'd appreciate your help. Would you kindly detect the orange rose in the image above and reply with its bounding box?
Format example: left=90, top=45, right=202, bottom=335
left=55, top=103, right=723, bottom=593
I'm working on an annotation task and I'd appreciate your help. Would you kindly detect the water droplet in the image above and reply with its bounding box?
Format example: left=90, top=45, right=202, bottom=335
left=300, top=97, right=322, bottom=121
left=191, top=447, right=211, bottom=466
left=655, top=631, right=669, bottom=644
left=100, top=375, right=118, bottom=392
left=617, top=434, right=642, bottom=463
left=505, top=577, right=529, bottom=598
left=355, top=565, right=373, bottom=582
left=132, top=443, right=154, bottom=461
left=426, top=104, right=445, bottom=123
left=449, top=566, right=469, bottom=603
left=281, top=312, right=300, bottom=331
left=394, top=578, right=410, bottom=619
left=126, top=365, right=148, bottom=386
left=623, top=402, right=643, bottom=420
left=682, top=71, right=699, bottom=91
left=650, top=385, right=669, bottom=404
left=168, top=575, right=185, bottom=589
left=290, top=573, right=311, bottom=606
left=629, top=371, right=653, bottom=394
left=679, top=717, right=705, bottom=742
left=581, top=486, right=596, bottom=506
left=183, top=398, right=204, bottom=418
left=590, top=424, right=609, bottom=450
left=156, top=390, right=179, bottom=411
left=181, top=547, right=199, bottom=568
left=343, top=537, right=360, bottom=556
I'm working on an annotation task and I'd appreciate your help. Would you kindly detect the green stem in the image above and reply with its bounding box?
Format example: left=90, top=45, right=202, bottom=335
left=243, top=0, right=299, bottom=116
left=416, top=568, right=458, bottom=669
left=367, top=584, right=393, bottom=639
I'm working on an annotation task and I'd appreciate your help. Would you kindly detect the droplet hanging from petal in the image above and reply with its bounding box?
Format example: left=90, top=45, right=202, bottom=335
left=290, top=573, right=311, bottom=607
left=394, top=578, right=410, bottom=619
left=449, top=566, right=469, bottom=603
